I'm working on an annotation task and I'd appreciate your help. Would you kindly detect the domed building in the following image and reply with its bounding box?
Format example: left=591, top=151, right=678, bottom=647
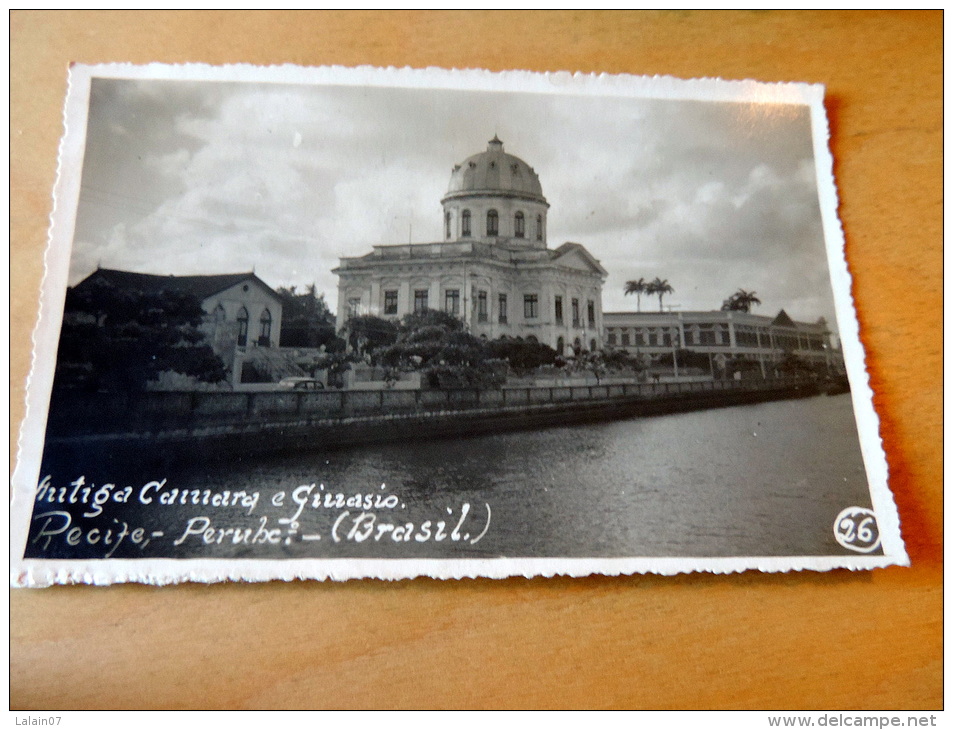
left=334, top=137, right=607, bottom=355
left=441, top=136, right=550, bottom=248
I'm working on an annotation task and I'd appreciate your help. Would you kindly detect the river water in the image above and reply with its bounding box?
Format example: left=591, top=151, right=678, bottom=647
left=55, top=392, right=867, bottom=561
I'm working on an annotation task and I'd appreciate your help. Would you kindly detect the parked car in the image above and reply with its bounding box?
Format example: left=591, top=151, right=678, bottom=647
left=277, top=377, right=325, bottom=391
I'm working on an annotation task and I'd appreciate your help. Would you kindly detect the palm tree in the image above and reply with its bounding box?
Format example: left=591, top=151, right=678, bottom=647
left=624, top=278, right=647, bottom=312
left=723, top=289, right=762, bottom=313
left=648, top=277, right=674, bottom=312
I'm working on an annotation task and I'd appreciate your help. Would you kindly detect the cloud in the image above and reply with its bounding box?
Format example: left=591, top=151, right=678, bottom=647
left=68, top=78, right=838, bottom=327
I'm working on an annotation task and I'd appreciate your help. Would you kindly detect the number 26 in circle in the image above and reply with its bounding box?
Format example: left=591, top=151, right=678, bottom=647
left=833, top=507, right=881, bottom=553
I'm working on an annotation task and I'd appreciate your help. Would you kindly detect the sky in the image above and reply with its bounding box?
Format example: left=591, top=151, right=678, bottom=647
left=70, top=76, right=838, bottom=328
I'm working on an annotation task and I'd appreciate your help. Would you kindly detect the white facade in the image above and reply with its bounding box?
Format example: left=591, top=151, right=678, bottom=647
left=603, top=309, right=842, bottom=376
left=203, top=278, right=283, bottom=355
left=334, top=138, right=607, bottom=355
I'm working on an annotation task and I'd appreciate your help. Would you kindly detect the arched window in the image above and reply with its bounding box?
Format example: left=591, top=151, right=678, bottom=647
left=445, top=211, right=452, bottom=240
left=514, top=211, right=525, bottom=238
left=461, top=209, right=471, bottom=237
left=236, top=307, right=249, bottom=347
left=536, top=214, right=543, bottom=240
left=590, top=338, right=597, bottom=353
left=557, top=336, right=565, bottom=356
left=213, top=304, right=226, bottom=323
left=486, top=209, right=498, bottom=237
left=259, top=309, right=272, bottom=347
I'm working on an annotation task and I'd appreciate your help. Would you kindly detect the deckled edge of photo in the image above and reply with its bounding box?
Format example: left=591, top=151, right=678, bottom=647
left=11, top=61, right=93, bottom=583
left=807, top=88, right=908, bottom=570
left=10, top=63, right=909, bottom=588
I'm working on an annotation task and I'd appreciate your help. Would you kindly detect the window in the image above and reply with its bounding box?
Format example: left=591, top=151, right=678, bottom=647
left=444, top=289, right=460, bottom=316
left=607, top=332, right=617, bottom=345
left=236, top=307, right=249, bottom=347
left=347, top=298, right=362, bottom=318
left=414, top=289, right=428, bottom=314
left=213, top=304, right=226, bottom=323
left=571, top=298, right=580, bottom=327
left=514, top=211, right=525, bottom=238
left=635, top=331, right=645, bottom=346
left=478, top=290, right=488, bottom=322
left=536, top=214, right=543, bottom=241
left=498, top=293, right=508, bottom=324
left=487, top=209, right=498, bottom=236
left=259, top=309, right=272, bottom=347
left=554, top=296, right=563, bottom=325
left=662, top=332, right=672, bottom=347
left=737, top=328, right=758, bottom=348
left=462, top=209, right=471, bottom=237
left=621, top=332, right=630, bottom=347
left=590, top=339, right=597, bottom=352
left=649, top=331, right=658, bottom=346
left=384, top=290, right=398, bottom=315
left=587, top=300, right=596, bottom=326
left=557, top=336, right=565, bottom=354
left=524, top=294, right=539, bottom=319
left=445, top=211, right=452, bottom=240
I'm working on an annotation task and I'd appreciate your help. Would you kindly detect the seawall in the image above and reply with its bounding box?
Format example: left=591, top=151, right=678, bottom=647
left=40, top=377, right=820, bottom=472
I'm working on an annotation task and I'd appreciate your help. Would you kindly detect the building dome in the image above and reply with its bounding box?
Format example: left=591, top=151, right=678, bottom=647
left=442, top=137, right=547, bottom=205
left=441, top=137, right=549, bottom=248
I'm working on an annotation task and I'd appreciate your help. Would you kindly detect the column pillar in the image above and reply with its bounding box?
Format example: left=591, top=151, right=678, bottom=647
left=429, top=278, right=441, bottom=315
left=369, top=279, right=381, bottom=317
left=398, top=279, right=410, bottom=318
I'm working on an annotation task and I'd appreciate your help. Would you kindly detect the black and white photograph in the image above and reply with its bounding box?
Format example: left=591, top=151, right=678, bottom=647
left=11, top=64, right=906, bottom=585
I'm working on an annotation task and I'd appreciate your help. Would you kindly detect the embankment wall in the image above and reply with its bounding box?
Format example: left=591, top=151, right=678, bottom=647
left=41, top=378, right=820, bottom=469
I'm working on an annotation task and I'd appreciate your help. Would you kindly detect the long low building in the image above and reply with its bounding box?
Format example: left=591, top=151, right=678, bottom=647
left=602, top=309, right=844, bottom=376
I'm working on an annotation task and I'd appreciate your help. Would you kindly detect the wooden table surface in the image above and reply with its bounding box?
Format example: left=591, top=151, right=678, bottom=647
left=10, top=11, right=942, bottom=710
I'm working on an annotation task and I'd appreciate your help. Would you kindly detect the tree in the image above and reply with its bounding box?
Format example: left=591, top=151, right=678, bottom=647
left=314, top=351, right=354, bottom=388
left=721, top=289, right=762, bottom=313
left=484, top=339, right=559, bottom=375
left=55, top=279, right=226, bottom=392
left=343, top=315, right=399, bottom=360
left=276, top=284, right=337, bottom=348
left=624, top=278, right=647, bottom=312
left=776, top=350, right=821, bottom=379
left=377, top=313, right=506, bottom=389
left=646, top=277, right=674, bottom=312
left=399, top=309, right=465, bottom=334
left=599, top=348, right=643, bottom=372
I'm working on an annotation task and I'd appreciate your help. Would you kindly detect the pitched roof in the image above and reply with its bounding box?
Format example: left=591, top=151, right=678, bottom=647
left=551, top=242, right=609, bottom=276
left=771, top=309, right=798, bottom=328
left=75, top=268, right=277, bottom=302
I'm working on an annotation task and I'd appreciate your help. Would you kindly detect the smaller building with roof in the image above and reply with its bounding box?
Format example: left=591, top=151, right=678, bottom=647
left=71, top=268, right=284, bottom=385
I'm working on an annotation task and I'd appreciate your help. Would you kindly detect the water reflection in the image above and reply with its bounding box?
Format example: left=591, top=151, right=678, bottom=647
left=146, top=393, right=874, bottom=559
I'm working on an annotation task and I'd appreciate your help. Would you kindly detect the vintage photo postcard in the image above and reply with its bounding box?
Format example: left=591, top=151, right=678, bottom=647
left=11, top=64, right=907, bottom=586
